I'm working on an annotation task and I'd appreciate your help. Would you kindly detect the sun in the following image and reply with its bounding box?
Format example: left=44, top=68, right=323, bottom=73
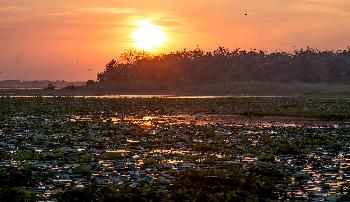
left=131, top=20, right=167, bottom=51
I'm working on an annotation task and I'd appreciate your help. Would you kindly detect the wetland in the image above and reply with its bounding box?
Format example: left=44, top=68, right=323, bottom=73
left=0, top=97, right=350, bottom=201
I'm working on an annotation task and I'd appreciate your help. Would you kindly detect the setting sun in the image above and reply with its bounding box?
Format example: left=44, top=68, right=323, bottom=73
left=131, top=20, right=167, bottom=51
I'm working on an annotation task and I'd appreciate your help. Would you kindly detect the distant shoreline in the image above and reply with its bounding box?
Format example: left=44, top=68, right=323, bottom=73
left=2, top=81, right=350, bottom=98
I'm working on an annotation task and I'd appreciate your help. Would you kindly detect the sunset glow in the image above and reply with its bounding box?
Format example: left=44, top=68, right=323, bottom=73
left=131, top=20, right=167, bottom=51
left=1, top=0, right=350, bottom=80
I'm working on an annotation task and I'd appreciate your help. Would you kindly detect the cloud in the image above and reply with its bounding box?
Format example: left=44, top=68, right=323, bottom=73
left=41, top=11, right=74, bottom=16
left=76, top=7, right=138, bottom=15
left=0, top=26, right=19, bottom=31
left=0, top=6, right=30, bottom=12
left=294, top=0, right=350, bottom=17
left=151, top=18, right=183, bottom=27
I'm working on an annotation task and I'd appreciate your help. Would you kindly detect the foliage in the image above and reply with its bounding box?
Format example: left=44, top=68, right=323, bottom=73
left=94, top=47, right=350, bottom=93
left=0, top=188, right=37, bottom=202
left=55, top=165, right=282, bottom=201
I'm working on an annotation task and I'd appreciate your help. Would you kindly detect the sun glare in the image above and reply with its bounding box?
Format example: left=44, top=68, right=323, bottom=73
left=131, top=20, right=167, bottom=51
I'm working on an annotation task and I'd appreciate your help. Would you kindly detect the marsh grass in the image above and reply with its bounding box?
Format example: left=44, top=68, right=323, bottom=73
left=2, top=81, right=350, bottom=97
left=1, top=96, right=350, bottom=120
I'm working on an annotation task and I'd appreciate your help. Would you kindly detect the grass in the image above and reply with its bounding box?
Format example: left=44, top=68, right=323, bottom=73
left=2, top=81, right=350, bottom=97
left=1, top=96, right=350, bottom=120
left=182, top=81, right=350, bottom=97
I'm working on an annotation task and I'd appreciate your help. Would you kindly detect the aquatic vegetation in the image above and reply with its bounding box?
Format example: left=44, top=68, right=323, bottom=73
left=0, top=97, right=349, bottom=201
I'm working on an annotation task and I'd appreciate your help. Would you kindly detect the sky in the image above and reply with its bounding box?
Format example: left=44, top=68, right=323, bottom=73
left=0, top=0, right=350, bottom=81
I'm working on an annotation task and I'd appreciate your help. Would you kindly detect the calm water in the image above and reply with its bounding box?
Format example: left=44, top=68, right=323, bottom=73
left=1, top=95, right=291, bottom=98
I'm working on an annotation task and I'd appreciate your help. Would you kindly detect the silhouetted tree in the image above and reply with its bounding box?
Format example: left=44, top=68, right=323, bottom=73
left=43, top=83, right=55, bottom=91
left=94, top=47, right=350, bottom=92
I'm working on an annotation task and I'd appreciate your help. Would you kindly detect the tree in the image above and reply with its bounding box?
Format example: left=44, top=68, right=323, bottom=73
left=85, top=80, right=96, bottom=87
left=43, top=83, right=55, bottom=91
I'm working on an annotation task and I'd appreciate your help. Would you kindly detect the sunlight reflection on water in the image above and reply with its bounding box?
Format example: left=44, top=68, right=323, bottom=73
left=68, top=114, right=343, bottom=129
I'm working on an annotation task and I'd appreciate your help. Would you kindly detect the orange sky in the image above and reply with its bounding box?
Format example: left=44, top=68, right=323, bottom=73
left=1, top=0, right=350, bottom=81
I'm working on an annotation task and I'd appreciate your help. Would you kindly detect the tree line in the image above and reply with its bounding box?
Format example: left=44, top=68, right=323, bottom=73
left=93, top=47, right=350, bottom=91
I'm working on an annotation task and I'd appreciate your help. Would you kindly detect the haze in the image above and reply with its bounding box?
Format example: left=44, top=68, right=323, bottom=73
left=0, top=0, right=350, bottom=81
